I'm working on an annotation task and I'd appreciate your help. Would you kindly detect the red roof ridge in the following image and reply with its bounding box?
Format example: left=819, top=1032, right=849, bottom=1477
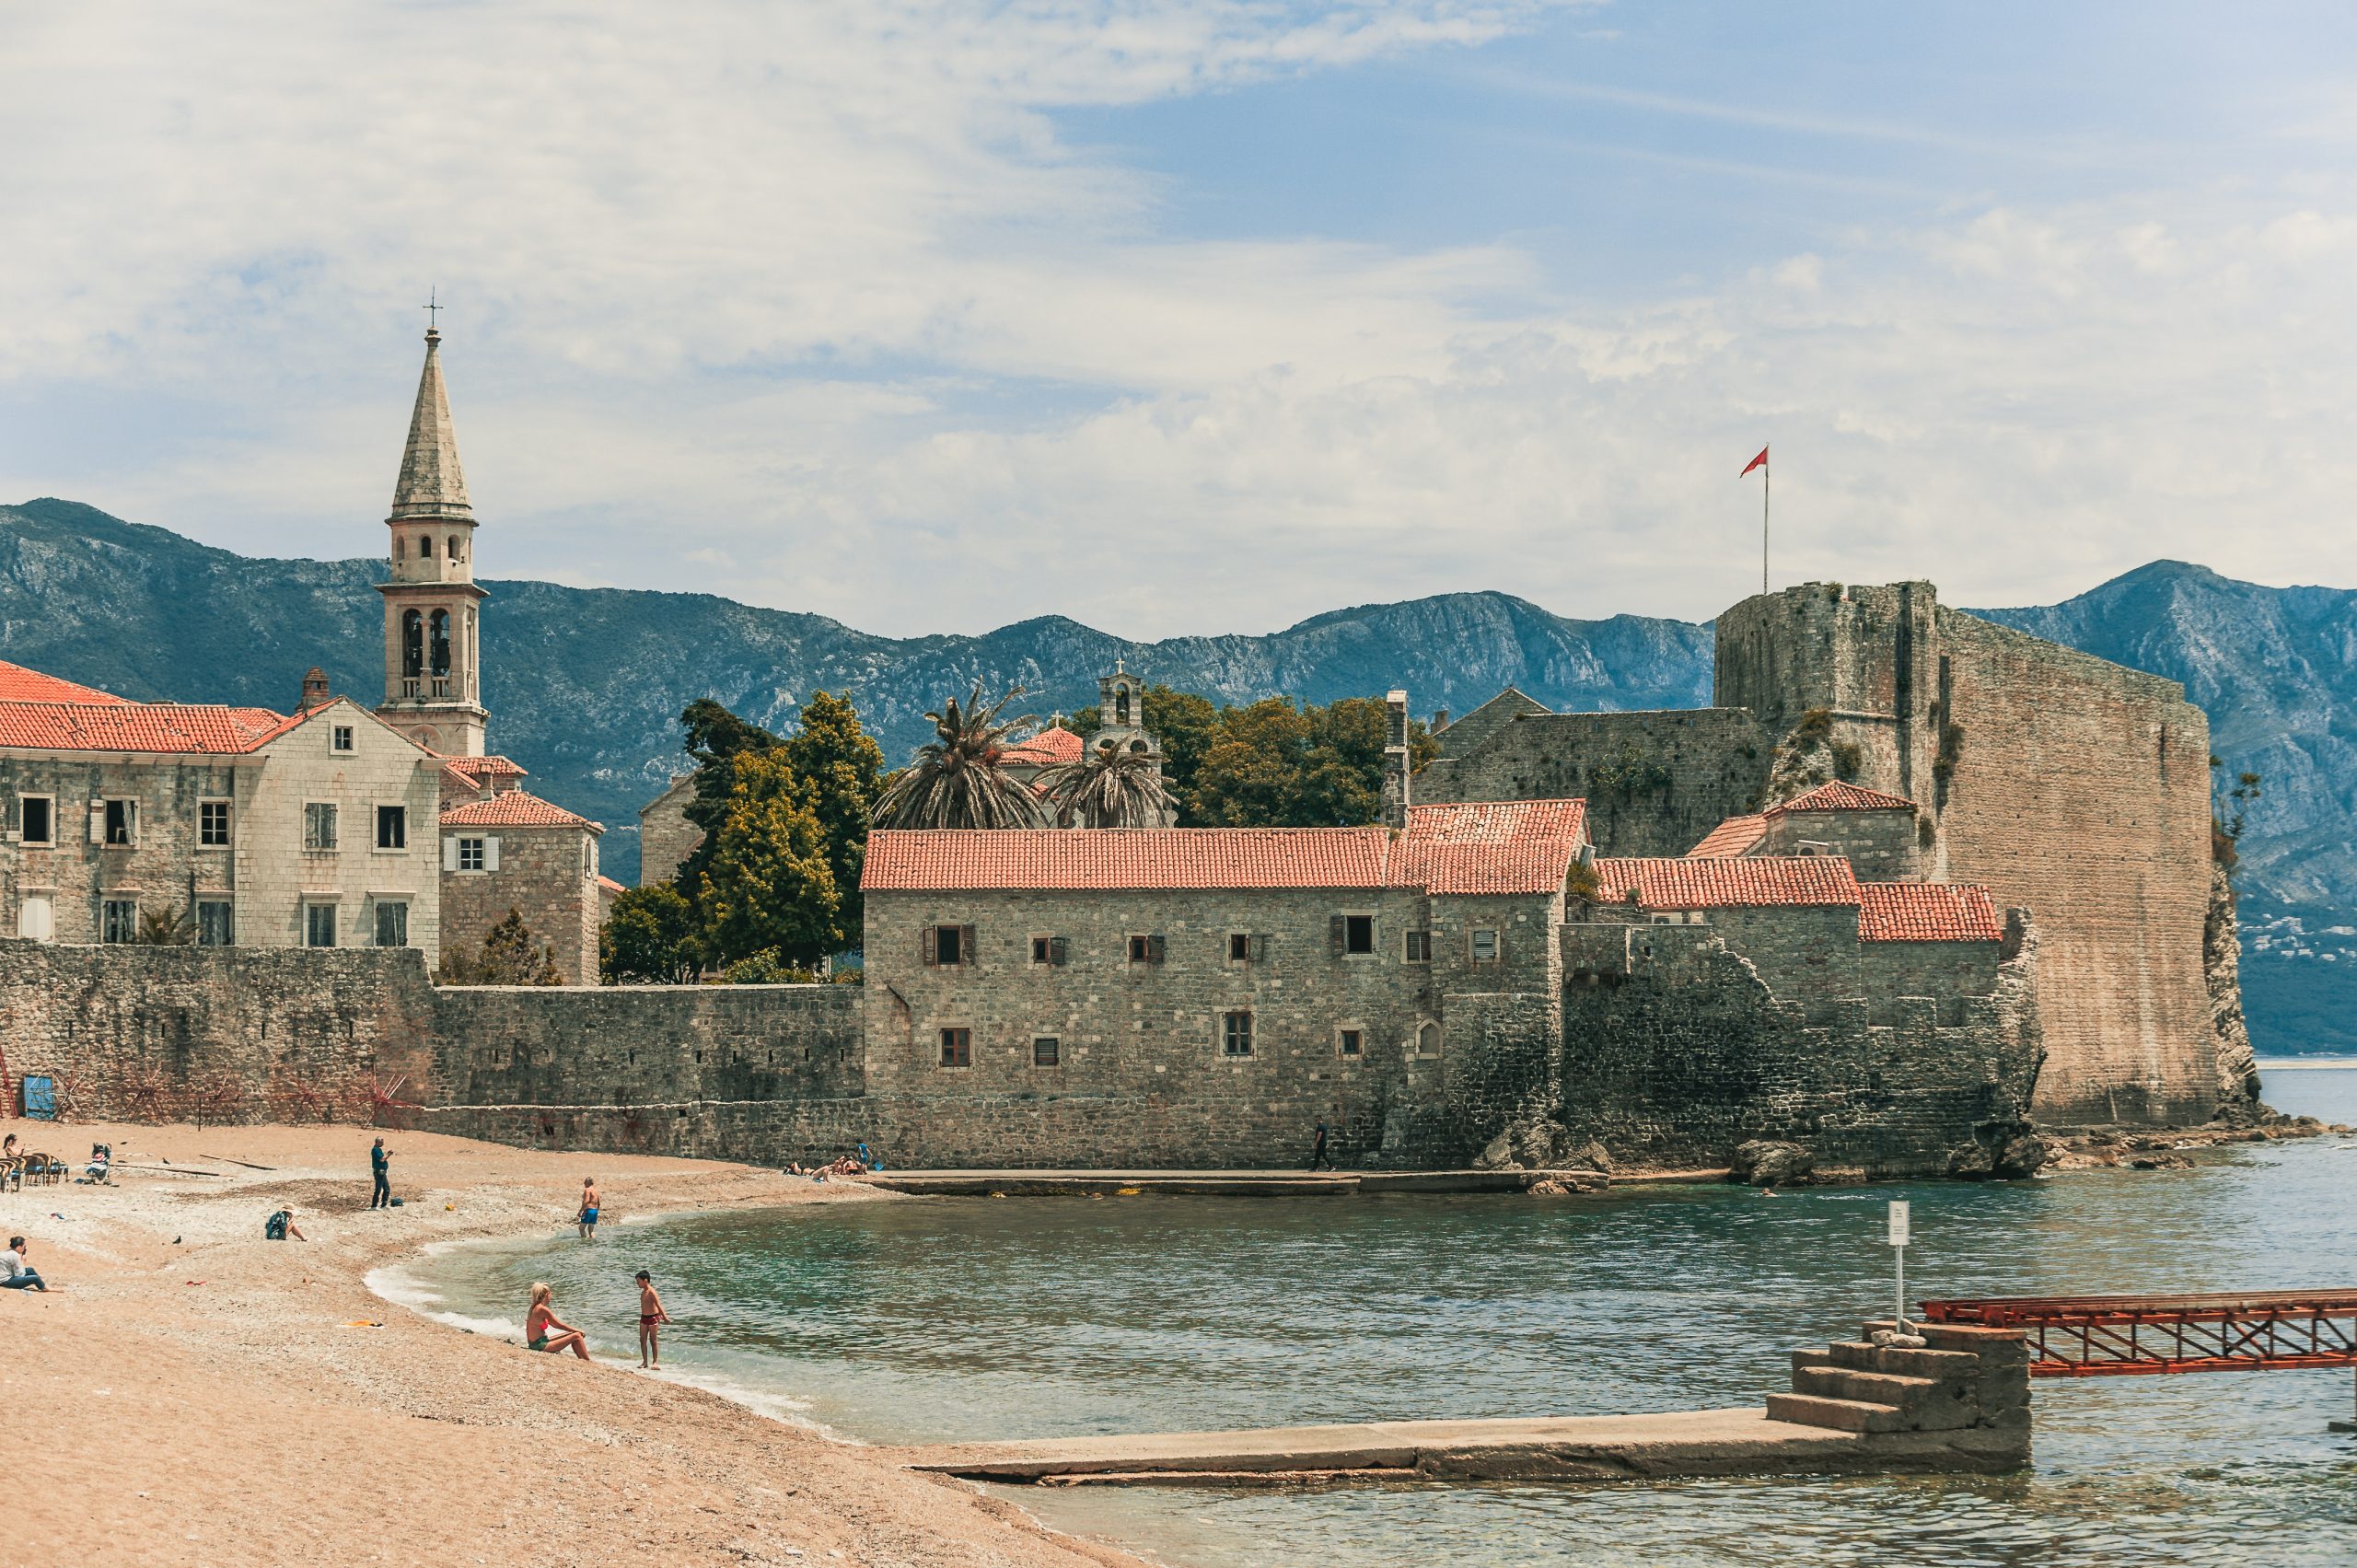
left=1859, top=881, right=2003, bottom=942
left=1686, top=814, right=1768, bottom=858
left=439, top=789, right=600, bottom=830
left=0, top=660, right=130, bottom=704
left=1769, top=780, right=1917, bottom=814
left=1596, top=854, right=1863, bottom=909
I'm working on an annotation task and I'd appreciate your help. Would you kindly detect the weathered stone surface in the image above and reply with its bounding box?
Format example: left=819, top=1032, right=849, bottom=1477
left=1731, top=1140, right=1814, bottom=1187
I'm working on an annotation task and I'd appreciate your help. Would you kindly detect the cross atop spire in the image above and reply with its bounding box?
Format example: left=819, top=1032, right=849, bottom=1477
left=390, top=316, right=470, bottom=518
left=422, top=286, right=442, bottom=336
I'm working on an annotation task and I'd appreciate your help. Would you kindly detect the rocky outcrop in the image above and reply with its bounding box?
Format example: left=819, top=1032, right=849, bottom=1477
left=1729, top=1140, right=1813, bottom=1187
left=2205, top=861, right=2264, bottom=1119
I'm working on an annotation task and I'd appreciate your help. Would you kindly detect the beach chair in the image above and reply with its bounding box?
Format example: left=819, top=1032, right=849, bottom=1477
left=23, top=1152, right=62, bottom=1188
left=0, top=1156, right=19, bottom=1193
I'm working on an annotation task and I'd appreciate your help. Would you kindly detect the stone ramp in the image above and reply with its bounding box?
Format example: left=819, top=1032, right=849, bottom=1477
left=885, top=1408, right=2022, bottom=1486
left=887, top=1320, right=2033, bottom=1488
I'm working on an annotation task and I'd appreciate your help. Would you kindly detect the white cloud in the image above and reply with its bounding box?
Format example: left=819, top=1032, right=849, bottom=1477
left=3, top=3, right=2356, bottom=644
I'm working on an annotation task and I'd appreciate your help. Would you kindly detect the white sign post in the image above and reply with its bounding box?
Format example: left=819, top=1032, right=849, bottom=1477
left=1887, top=1200, right=1911, bottom=1330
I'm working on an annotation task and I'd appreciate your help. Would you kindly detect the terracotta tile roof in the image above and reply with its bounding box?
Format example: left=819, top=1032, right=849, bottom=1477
left=865, top=827, right=1393, bottom=891
left=440, top=753, right=528, bottom=780
left=439, top=790, right=599, bottom=830
left=0, top=661, right=129, bottom=704
left=1859, top=882, right=2003, bottom=942
left=1394, top=798, right=1588, bottom=894
left=1596, top=855, right=1863, bottom=909
left=1001, top=726, right=1086, bottom=766
left=1687, top=814, right=1768, bottom=858
left=596, top=875, right=627, bottom=895
left=0, top=699, right=301, bottom=754
left=1769, top=780, right=1917, bottom=814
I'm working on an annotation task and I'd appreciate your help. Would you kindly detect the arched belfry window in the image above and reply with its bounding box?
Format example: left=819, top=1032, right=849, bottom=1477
left=421, top=535, right=434, bottom=558
left=394, top=536, right=405, bottom=561
left=447, top=535, right=460, bottom=561
left=401, top=610, right=424, bottom=678
left=1116, top=688, right=1132, bottom=726
left=430, top=609, right=452, bottom=676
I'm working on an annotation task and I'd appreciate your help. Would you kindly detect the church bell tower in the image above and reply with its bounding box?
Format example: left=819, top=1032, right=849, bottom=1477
left=375, top=322, right=490, bottom=757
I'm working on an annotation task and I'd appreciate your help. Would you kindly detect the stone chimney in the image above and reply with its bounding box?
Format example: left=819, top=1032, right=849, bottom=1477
left=1432, top=707, right=1450, bottom=733
left=298, top=667, right=332, bottom=712
left=1381, top=689, right=1412, bottom=830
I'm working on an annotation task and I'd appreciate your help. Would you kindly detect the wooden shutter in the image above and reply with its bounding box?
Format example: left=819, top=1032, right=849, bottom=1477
left=88, top=802, right=105, bottom=844
left=1329, top=914, right=1347, bottom=953
left=1049, top=935, right=1068, bottom=966
left=442, top=836, right=460, bottom=872
left=1146, top=933, right=1166, bottom=964
left=1251, top=933, right=1271, bottom=961
left=484, top=836, right=501, bottom=872
left=922, top=925, right=937, bottom=966
left=961, top=924, right=976, bottom=966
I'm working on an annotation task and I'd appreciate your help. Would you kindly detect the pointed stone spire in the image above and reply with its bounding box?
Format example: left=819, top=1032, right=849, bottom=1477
left=390, top=329, right=471, bottom=519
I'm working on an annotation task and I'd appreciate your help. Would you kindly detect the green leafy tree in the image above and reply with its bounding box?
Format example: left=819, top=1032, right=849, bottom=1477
left=780, top=690, right=885, bottom=932
left=439, top=909, right=563, bottom=985
left=1190, top=698, right=1313, bottom=826
left=600, top=883, right=702, bottom=984
left=699, top=749, right=842, bottom=966
left=871, top=681, right=1045, bottom=830
left=677, top=698, right=787, bottom=899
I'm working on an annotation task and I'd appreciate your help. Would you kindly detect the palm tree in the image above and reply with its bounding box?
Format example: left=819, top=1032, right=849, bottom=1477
left=872, top=681, right=1047, bottom=830
left=1040, top=738, right=1175, bottom=828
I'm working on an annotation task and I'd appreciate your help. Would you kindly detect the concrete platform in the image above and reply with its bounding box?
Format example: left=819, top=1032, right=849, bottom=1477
left=884, top=1407, right=2026, bottom=1486
left=849, top=1167, right=1625, bottom=1197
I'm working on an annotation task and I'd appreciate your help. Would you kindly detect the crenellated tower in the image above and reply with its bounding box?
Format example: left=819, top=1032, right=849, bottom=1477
left=375, top=326, right=490, bottom=756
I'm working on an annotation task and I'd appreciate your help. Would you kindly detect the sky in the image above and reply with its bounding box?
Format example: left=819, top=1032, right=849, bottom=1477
left=3, top=1, right=2355, bottom=639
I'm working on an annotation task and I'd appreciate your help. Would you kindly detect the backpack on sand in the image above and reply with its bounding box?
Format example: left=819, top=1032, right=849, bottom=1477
left=264, top=1210, right=290, bottom=1241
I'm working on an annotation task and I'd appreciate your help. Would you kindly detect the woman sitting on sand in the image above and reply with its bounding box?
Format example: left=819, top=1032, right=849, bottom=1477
left=525, top=1282, right=592, bottom=1361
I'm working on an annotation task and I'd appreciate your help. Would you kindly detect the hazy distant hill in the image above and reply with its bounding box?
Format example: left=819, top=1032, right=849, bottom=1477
left=5, top=499, right=2351, bottom=1052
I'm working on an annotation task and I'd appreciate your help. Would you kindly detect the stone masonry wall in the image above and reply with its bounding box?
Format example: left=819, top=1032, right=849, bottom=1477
left=439, top=821, right=601, bottom=983
left=0, top=940, right=437, bottom=1122
left=1759, top=807, right=1921, bottom=880
left=638, top=774, right=702, bottom=889
left=1417, top=709, right=1770, bottom=856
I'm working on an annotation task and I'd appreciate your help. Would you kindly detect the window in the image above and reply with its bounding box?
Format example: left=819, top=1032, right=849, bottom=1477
left=924, top=923, right=971, bottom=966
left=102, top=798, right=136, bottom=847
left=102, top=899, right=138, bottom=944
left=458, top=837, right=485, bottom=872
left=1343, top=914, right=1375, bottom=955
left=1339, top=1028, right=1363, bottom=1058
left=1033, top=1036, right=1061, bottom=1067
left=331, top=725, right=355, bottom=753
left=305, top=902, right=338, bottom=948
left=583, top=839, right=597, bottom=879
left=421, top=534, right=434, bottom=557
left=938, top=1027, right=971, bottom=1067
left=1127, top=934, right=1164, bottom=964
left=19, top=796, right=52, bottom=846
left=17, top=895, right=53, bottom=942
left=430, top=609, right=452, bottom=676
left=1405, top=930, right=1432, bottom=963
left=1417, top=1021, right=1443, bottom=1058
left=1222, top=1010, right=1253, bottom=1057
left=1029, top=935, right=1068, bottom=966
left=303, top=801, right=338, bottom=851
left=1228, top=932, right=1251, bottom=961
left=375, top=900, right=409, bottom=948
left=199, top=800, right=231, bottom=847
left=377, top=805, right=406, bottom=850
left=196, top=900, right=232, bottom=947
left=1471, top=928, right=1499, bottom=962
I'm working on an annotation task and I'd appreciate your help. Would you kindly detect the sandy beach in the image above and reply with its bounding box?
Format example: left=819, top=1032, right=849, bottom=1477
left=4, top=1119, right=1149, bottom=1568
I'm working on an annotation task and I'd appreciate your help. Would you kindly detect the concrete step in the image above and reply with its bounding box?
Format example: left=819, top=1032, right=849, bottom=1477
left=1826, top=1340, right=1983, bottom=1378
left=1794, top=1366, right=1938, bottom=1407
left=1763, top=1392, right=1908, bottom=1434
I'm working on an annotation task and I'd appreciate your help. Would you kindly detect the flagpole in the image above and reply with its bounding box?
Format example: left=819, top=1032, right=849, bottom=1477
left=1762, top=452, right=1770, bottom=595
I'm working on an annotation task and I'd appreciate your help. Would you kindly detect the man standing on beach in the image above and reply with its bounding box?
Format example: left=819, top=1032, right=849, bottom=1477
left=370, top=1137, right=391, bottom=1209
left=578, top=1175, right=601, bottom=1240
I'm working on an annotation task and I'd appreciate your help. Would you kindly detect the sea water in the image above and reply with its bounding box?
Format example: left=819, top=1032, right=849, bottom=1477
left=403, top=1069, right=2357, bottom=1567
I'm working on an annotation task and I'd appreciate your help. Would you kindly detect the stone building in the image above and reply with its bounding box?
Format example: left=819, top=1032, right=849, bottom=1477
left=374, top=326, right=489, bottom=758
left=0, top=665, right=446, bottom=957
left=637, top=772, right=702, bottom=887
left=437, top=788, right=605, bottom=984
left=1424, top=580, right=2223, bottom=1129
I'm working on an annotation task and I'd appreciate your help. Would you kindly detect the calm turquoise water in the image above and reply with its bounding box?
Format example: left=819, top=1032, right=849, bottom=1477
left=401, top=1069, right=2357, bottom=1567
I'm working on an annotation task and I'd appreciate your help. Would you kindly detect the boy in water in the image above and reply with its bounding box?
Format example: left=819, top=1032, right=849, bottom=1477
left=635, top=1270, right=671, bottom=1369
left=577, top=1175, right=601, bottom=1240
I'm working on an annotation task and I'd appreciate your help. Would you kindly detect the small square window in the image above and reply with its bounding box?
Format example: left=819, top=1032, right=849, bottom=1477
left=458, top=836, right=485, bottom=872
left=377, top=804, right=406, bottom=850
left=1417, top=1021, right=1443, bottom=1057
left=939, top=1027, right=971, bottom=1067
left=303, top=801, right=339, bottom=852
left=1228, top=932, right=1251, bottom=961
left=1128, top=934, right=1163, bottom=964
left=305, top=902, right=338, bottom=948
left=103, top=798, right=136, bottom=847
left=1343, top=914, right=1375, bottom=955
left=932, top=924, right=965, bottom=966
left=331, top=725, right=355, bottom=753
left=1031, top=936, right=1051, bottom=964
left=199, top=800, right=231, bottom=847
left=1339, top=1028, right=1363, bottom=1057
left=1405, top=930, right=1432, bottom=963
left=101, top=899, right=138, bottom=944
left=1033, top=1036, right=1061, bottom=1067
left=1471, top=928, right=1499, bottom=962
left=20, top=796, right=53, bottom=846
left=375, top=900, right=409, bottom=947
left=1222, top=1010, right=1253, bottom=1057
left=196, top=900, right=233, bottom=947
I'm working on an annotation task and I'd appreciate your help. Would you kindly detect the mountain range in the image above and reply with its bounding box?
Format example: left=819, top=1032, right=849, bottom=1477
left=6, top=496, right=2352, bottom=1053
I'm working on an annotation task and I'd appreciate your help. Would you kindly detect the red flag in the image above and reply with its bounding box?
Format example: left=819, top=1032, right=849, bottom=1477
left=1740, top=446, right=1769, bottom=477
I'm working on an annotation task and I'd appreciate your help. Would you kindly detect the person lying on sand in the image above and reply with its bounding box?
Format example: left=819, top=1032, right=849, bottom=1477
left=526, top=1281, right=592, bottom=1360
